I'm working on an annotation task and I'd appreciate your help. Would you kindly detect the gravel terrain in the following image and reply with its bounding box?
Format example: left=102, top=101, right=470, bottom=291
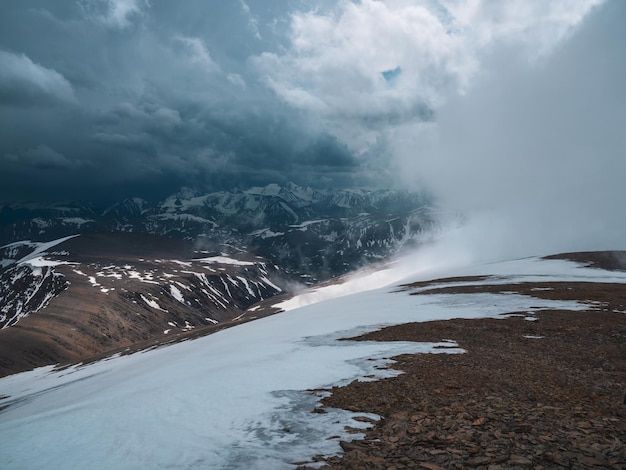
left=300, top=253, right=626, bottom=469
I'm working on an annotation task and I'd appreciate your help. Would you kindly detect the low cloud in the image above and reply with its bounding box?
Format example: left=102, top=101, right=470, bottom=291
left=395, top=0, right=626, bottom=257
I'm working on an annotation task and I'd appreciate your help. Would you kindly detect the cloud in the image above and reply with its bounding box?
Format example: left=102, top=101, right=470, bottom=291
left=444, top=0, right=605, bottom=58
left=109, top=102, right=183, bottom=130
left=227, top=73, right=246, bottom=89
left=0, top=50, right=77, bottom=107
left=174, top=36, right=221, bottom=74
left=249, top=0, right=606, bottom=179
left=3, top=145, right=72, bottom=170
left=255, top=1, right=464, bottom=121
left=394, top=0, right=626, bottom=257
left=79, top=0, right=148, bottom=29
left=238, top=0, right=262, bottom=40
left=0, top=0, right=614, bottom=207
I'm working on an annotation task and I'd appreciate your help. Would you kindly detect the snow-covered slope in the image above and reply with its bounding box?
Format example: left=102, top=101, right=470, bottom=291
left=1, top=254, right=624, bottom=469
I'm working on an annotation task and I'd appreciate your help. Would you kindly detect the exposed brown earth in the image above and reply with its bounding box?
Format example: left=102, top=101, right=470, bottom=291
left=0, top=265, right=286, bottom=377
left=0, top=232, right=388, bottom=378
left=299, top=252, right=626, bottom=469
left=545, top=251, right=626, bottom=272
left=0, top=232, right=284, bottom=377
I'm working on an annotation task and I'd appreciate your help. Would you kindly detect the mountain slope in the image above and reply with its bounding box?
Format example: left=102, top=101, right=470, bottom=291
left=1, top=251, right=624, bottom=469
left=0, top=232, right=286, bottom=376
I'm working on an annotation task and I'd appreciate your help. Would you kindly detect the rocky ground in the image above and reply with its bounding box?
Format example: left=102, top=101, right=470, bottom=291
left=299, top=253, right=626, bottom=469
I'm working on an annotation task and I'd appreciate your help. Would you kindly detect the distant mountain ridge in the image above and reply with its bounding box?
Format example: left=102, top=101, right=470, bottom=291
left=0, top=183, right=435, bottom=282
left=0, top=183, right=435, bottom=376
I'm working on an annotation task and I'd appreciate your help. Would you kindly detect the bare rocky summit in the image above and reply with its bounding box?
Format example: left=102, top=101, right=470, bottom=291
left=299, top=252, right=626, bottom=469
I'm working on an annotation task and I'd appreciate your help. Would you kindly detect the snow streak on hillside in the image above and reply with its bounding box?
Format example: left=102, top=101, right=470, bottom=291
left=0, top=234, right=283, bottom=332
left=1, top=257, right=625, bottom=469
left=0, top=235, right=78, bottom=328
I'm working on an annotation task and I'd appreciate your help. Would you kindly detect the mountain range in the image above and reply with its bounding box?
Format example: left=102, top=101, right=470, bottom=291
left=0, top=183, right=434, bottom=376
left=0, top=183, right=434, bottom=283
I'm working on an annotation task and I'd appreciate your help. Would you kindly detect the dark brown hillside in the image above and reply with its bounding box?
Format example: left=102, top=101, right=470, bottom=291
left=0, top=233, right=285, bottom=377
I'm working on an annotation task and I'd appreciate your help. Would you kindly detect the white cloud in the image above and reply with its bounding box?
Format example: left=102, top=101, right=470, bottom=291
left=442, top=0, right=605, bottom=58
left=239, top=0, right=262, bottom=40
left=256, top=0, right=468, bottom=115
left=391, top=0, right=626, bottom=257
left=174, top=36, right=221, bottom=74
left=254, top=0, right=605, bottom=152
left=227, top=73, right=247, bottom=89
left=0, top=50, right=77, bottom=106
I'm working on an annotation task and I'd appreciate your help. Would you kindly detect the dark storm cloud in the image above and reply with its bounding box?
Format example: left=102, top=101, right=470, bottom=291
left=0, top=0, right=612, bottom=203
left=2, top=145, right=72, bottom=170
left=0, top=0, right=360, bottom=201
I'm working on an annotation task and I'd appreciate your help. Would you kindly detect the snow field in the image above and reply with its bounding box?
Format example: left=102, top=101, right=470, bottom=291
left=0, top=256, right=624, bottom=469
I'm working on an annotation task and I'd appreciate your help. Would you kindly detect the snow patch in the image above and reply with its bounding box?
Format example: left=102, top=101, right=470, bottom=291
left=60, top=217, right=94, bottom=226
left=260, top=276, right=281, bottom=292
left=140, top=294, right=167, bottom=312
left=250, top=228, right=285, bottom=238
left=289, top=219, right=326, bottom=229
left=169, top=285, right=186, bottom=304
left=196, top=256, right=255, bottom=266
left=16, top=235, right=80, bottom=265
left=24, top=256, right=76, bottom=268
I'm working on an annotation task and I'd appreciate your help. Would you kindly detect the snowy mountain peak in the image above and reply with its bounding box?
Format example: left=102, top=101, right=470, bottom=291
left=103, top=197, right=149, bottom=217
left=246, top=183, right=282, bottom=197
left=244, top=182, right=324, bottom=208
left=175, top=187, right=201, bottom=200
left=0, top=183, right=433, bottom=281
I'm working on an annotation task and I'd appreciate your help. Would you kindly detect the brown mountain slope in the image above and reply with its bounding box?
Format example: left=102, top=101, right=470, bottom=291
left=0, top=233, right=285, bottom=377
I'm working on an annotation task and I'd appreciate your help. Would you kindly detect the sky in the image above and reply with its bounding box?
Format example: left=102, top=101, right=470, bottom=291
left=0, top=0, right=621, bottom=203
